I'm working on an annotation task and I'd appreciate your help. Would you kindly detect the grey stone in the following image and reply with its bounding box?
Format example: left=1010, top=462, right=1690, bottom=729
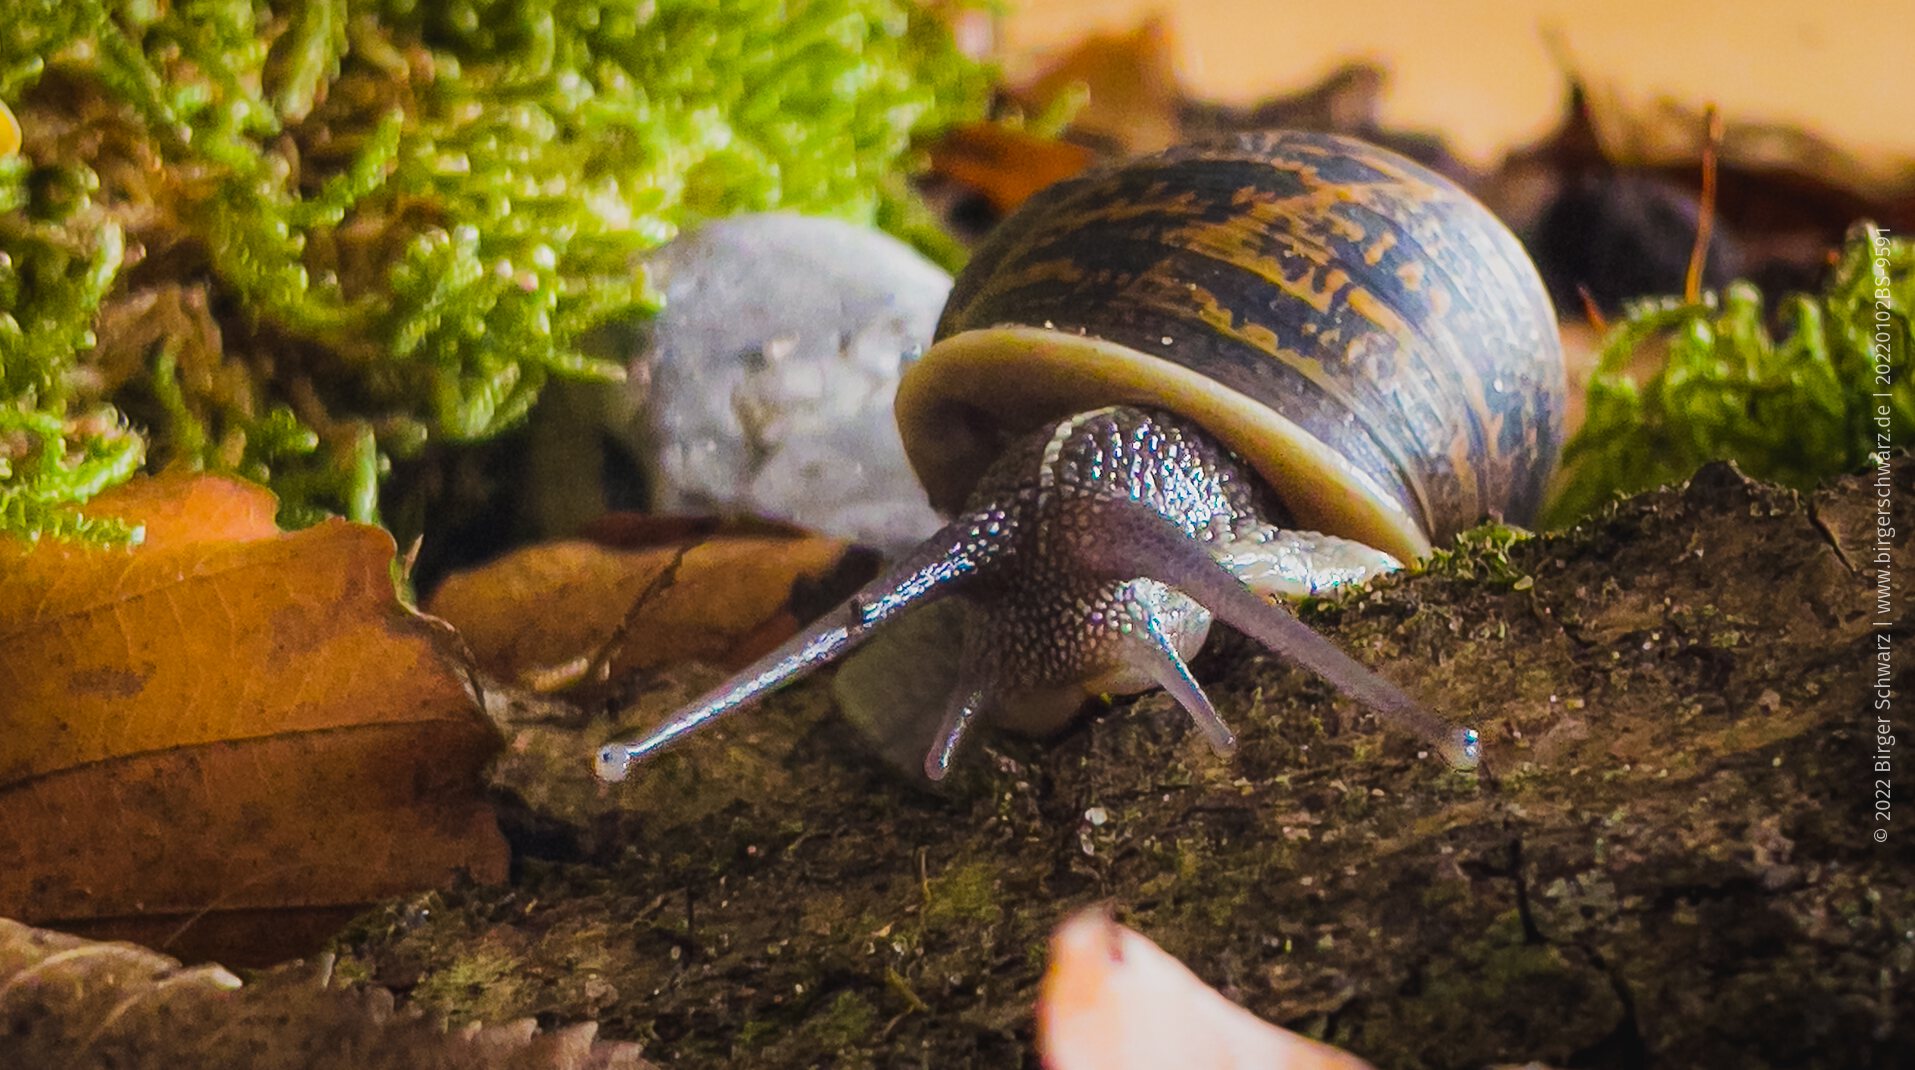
left=608, top=212, right=952, bottom=554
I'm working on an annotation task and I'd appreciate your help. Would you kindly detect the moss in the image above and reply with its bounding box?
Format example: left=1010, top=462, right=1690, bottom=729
left=325, top=953, right=376, bottom=987
left=1547, top=222, right=1913, bottom=525
left=735, top=1016, right=777, bottom=1050
left=923, top=860, right=1002, bottom=929
left=1418, top=520, right=1535, bottom=586
left=0, top=402, right=145, bottom=543
left=807, top=990, right=878, bottom=1052
left=407, top=938, right=532, bottom=1023
left=0, top=0, right=987, bottom=538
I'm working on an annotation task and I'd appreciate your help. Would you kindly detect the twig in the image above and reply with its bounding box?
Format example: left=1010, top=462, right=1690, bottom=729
left=580, top=540, right=699, bottom=686
left=1576, top=284, right=1608, bottom=334
left=1684, top=104, right=1724, bottom=303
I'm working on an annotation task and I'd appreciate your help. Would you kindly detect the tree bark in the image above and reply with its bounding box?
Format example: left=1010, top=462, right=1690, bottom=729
left=335, top=460, right=1913, bottom=1070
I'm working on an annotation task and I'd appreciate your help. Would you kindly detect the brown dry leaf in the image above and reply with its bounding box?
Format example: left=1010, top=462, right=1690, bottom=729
left=571, top=512, right=811, bottom=547
left=0, top=473, right=507, bottom=963
left=1012, top=15, right=1185, bottom=155
left=1180, top=63, right=1389, bottom=144
left=1176, top=63, right=1473, bottom=187
left=0, top=916, right=652, bottom=1069
left=1587, top=94, right=1915, bottom=271
left=928, top=122, right=1097, bottom=215
left=426, top=520, right=878, bottom=691
left=1487, top=75, right=1915, bottom=311
left=1577, top=84, right=1915, bottom=208
left=1038, top=909, right=1375, bottom=1070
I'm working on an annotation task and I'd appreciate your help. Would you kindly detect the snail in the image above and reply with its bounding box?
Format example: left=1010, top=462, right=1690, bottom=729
left=597, top=131, right=1563, bottom=783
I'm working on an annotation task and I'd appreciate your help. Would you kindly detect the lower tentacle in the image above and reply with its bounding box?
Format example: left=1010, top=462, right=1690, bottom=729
left=924, top=684, right=988, bottom=781
left=1118, top=611, right=1237, bottom=755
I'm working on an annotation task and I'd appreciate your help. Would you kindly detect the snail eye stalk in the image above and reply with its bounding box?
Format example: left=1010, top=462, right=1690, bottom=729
left=1051, top=495, right=1478, bottom=769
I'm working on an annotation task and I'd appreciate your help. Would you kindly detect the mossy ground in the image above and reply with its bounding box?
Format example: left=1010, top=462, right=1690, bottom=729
left=332, top=460, right=1913, bottom=1068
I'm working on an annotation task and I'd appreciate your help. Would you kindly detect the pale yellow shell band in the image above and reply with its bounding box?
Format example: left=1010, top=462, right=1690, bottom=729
left=895, top=325, right=1434, bottom=563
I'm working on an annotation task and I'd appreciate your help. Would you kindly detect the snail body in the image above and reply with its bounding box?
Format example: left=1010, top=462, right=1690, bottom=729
left=598, top=131, right=1563, bottom=782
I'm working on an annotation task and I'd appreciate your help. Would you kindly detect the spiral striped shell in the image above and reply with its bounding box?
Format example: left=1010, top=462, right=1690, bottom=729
left=895, top=131, right=1564, bottom=561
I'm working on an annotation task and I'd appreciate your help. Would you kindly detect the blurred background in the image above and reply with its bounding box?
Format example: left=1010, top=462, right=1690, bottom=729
left=996, top=0, right=1914, bottom=169
left=911, top=1, right=1915, bottom=522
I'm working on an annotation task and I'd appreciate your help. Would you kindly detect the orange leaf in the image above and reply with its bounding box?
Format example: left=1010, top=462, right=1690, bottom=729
left=573, top=513, right=814, bottom=547
left=426, top=525, right=878, bottom=689
left=929, top=123, right=1097, bottom=215
left=1038, top=909, right=1375, bottom=1070
left=0, top=474, right=506, bottom=962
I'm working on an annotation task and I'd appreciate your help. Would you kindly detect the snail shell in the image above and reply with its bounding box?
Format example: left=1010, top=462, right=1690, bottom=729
left=901, top=130, right=1563, bottom=562
left=598, top=132, right=1563, bottom=783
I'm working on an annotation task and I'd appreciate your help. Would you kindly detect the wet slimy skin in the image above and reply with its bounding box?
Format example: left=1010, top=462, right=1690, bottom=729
left=596, top=406, right=1478, bottom=783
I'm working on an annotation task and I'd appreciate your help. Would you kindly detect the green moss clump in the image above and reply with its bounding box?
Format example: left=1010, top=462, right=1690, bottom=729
left=807, top=990, right=878, bottom=1051
left=0, top=0, right=987, bottom=540
left=923, top=860, right=1000, bottom=928
left=0, top=136, right=144, bottom=543
left=406, top=938, right=533, bottom=1023
left=1546, top=222, right=1913, bottom=525
left=1419, top=521, right=1533, bottom=586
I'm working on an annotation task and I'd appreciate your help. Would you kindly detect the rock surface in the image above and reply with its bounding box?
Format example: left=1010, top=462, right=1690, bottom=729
left=336, top=460, right=1912, bottom=1069
left=609, top=213, right=951, bottom=554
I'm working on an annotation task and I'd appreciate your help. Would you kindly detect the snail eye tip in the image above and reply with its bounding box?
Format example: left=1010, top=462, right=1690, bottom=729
left=1452, top=727, right=1482, bottom=770
left=595, top=744, right=634, bottom=783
